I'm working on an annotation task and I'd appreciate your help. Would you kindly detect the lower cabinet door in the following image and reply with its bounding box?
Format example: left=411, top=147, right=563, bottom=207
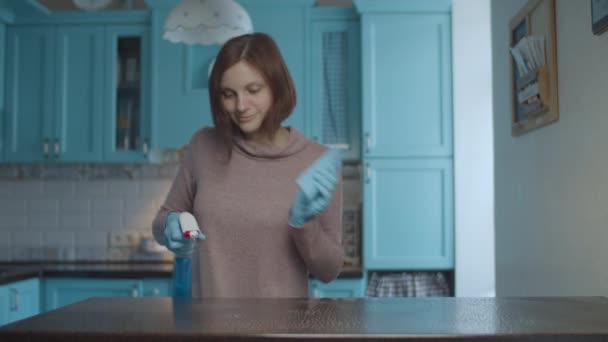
left=6, top=278, right=40, bottom=324
left=0, top=278, right=41, bottom=326
left=0, top=286, right=8, bottom=326
left=44, top=278, right=142, bottom=311
left=142, top=278, right=171, bottom=297
left=309, top=279, right=366, bottom=298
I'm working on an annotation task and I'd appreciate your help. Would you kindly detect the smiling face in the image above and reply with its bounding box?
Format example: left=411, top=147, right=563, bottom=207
left=219, top=60, right=273, bottom=141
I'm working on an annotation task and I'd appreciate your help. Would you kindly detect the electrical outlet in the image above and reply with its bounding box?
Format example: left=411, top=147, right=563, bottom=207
left=109, top=232, right=140, bottom=247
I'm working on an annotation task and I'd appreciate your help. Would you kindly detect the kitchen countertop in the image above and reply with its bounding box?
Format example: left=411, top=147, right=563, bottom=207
left=0, top=262, right=363, bottom=284
left=2, top=297, right=608, bottom=341
left=0, top=262, right=174, bottom=284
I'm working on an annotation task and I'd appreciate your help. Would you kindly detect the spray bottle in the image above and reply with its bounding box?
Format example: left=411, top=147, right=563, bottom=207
left=173, top=212, right=202, bottom=299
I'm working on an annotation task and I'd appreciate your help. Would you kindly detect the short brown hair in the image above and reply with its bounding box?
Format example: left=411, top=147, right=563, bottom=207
left=208, top=33, right=297, bottom=154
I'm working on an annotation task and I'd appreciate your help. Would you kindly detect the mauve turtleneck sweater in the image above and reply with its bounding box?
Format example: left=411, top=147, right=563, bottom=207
left=152, top=126, right=343, bottom=298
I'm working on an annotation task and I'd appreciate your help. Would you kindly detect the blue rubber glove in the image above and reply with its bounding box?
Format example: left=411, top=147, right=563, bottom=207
left=164, top=212, right=205, bottom=257
left=289, top=149, right=342, bottom=227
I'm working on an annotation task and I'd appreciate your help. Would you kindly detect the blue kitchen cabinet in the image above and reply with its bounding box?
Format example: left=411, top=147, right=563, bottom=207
left=103, top=24, right=151, bottom=162
left=5, top=25, right=104, bottom=162
left=146, top=0, right=313, bottom=150
left=309, top=8, right=361, bottom=161
left=142, top=277, right=171, bottom=297
left=355, top=0, right=454, bottom=271
left=43, top=277, right=171, bottom=312
left=0, top=278, right=41, bottom=326
left=53, top=25, right=105, bottom=162
left=43, top=278, right=143, bottom=311
left=4, top=21, right=150, bottom=163
left=0, top=20, right=5, bottom=161
left=4, top=26, right=54, bottom=162
left=309, top=279, right=365, bottom=298
left=363, top=159, right=454, bottom=270
left=6, top=278, right=40, bottom=324
left=0, top=286, right=6, bottom=326
left=357, top=1, right=452, bottom=158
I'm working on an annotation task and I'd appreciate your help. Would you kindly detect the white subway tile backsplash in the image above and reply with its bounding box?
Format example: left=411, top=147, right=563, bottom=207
left=28, top=214, right=59, bottom=229
left=60, top=214, right=91, bottom=229
left=12, top=181, right=44, bottom=198
left=61, top=199, right=91, bottom=212
left=28, top=198, right=60, bottom=212
left=2, top=163, right=361, bottom=261
left=0, top=182, right=14, bottom=196
left=44, top=181, right=76, bottom=197
left=43, top=231, right=75, bottom=246
left=90, top=213, right=123, bottom=230
left=108, top=180, right=140, bottom=196
left=76, top=246, right=107, bottom=260
left=12, top=231, right=43, bottom=246
left=92, top=198, right=124, bottom=213
left=139, top=180, right=172, bottom=197
left=0, top=215, right=27, bottom=228
left=0, top=199, right=26, bottom=214
left=76, top=181, right=108, bottom=197
left=0, top=249, right=11, bottom=261
left=0, top=232, right=10, bottom=247
left=124, top=215, right=155, bottom=232
left=75, top=231, right=108, bottom=247
left=125, top=199, right=158, bottom=213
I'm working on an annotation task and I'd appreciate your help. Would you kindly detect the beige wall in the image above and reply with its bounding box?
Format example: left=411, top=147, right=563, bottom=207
left=493, top=0, right=608, bottom=296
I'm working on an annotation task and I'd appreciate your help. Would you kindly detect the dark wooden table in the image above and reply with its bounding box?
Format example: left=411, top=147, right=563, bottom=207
left=2, top=297, right=608, bottom=341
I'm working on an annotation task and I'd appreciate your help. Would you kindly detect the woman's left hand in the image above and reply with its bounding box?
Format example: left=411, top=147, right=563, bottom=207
left=288, top=149, right=341, bottom=227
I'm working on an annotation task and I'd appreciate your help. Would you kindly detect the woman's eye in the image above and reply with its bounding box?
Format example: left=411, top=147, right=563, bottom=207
left=248, top=88, right=260, bottom=94
left=222, top=91, right=234, bottom=99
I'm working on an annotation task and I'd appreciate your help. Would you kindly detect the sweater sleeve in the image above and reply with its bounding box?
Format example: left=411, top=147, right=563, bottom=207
left=151, top=144, right=196, bottom=246
left=290, top=176, right=344, bottom=283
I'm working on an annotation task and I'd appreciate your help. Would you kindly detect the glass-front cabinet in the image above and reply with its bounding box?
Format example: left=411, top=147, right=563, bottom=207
left=309, top=8, right=361, bottom=162
left=104, top=25, right=150, bottom=162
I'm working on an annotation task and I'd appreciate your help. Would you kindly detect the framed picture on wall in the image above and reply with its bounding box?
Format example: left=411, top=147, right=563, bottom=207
left=592, top=0, right=608, bottom=35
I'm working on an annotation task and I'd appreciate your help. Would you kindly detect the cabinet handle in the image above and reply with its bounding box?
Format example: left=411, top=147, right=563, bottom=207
left=54, top=139, right=60, bottom=158
left=365, top=132, right=371, bottom=154
left=9, top=288, right=18, bottom=311
left=142, top=139, right=148, bottom=158
left=131, top=285, right=140, bottom=297
left=365, top=163, right=371, bottom=184
left=43, top=138, right=50, bottom=159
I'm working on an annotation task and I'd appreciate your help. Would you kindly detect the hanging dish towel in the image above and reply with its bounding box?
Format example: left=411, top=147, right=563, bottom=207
left=366, top=272, right=451, bottom=297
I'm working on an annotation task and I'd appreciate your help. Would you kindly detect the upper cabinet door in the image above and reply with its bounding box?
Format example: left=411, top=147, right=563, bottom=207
left=361, top=13, right=452, bottom=158
left=4, top=26, right=55, bottom=162
left=310, top=17, right=361, bottom=161
left=0, top=22, right=6, bottom=161
left=103, top=25, right=150, bottom=162
left=53, top=25, right=104, bottom=162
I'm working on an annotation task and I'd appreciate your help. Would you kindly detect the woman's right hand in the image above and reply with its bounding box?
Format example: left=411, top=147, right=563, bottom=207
left=164, top=212, right=204, bottom=257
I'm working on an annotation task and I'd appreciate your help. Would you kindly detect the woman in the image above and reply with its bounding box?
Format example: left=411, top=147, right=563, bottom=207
left=152, top=33, right=343, bottom=298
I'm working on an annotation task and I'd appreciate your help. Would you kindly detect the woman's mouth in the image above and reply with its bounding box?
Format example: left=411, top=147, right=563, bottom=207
left=239, top=115, right=256, bottom=123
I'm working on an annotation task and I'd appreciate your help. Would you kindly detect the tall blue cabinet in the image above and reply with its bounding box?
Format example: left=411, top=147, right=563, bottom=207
left=355, top=0, right=454, bottom=271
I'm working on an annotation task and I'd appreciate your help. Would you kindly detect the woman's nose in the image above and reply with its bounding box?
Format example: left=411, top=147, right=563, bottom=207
left=236, top=95, right=248, bottom=112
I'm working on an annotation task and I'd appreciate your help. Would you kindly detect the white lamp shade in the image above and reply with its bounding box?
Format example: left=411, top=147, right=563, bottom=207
left=163, top=0, right=254, bottom=45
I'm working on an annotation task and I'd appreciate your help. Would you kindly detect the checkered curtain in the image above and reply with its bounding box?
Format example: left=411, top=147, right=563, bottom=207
left=322, top=31, right=349, bottom=145
left=367, top=272, right=451, bottom=297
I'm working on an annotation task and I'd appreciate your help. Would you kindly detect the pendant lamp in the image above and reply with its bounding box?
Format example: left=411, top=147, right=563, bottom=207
left=163, top=0, right=254, bottom=45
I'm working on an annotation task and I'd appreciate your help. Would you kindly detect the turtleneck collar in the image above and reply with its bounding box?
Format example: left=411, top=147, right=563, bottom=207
left=232, top=127, right=309, bottom=160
